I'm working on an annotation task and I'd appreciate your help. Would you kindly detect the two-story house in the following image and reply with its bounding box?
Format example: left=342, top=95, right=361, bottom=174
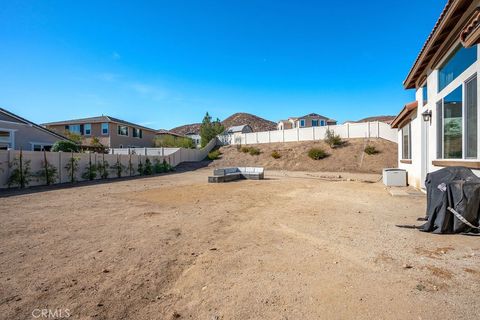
left=392, top=0, right=480, bottom=188
left=277, top=113, right=337, bottom=130
left=43, top=116, right=157, bottom=148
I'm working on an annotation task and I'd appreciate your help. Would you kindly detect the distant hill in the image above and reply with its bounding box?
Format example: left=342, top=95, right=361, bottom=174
left=170, top=112, right=276, bottom=135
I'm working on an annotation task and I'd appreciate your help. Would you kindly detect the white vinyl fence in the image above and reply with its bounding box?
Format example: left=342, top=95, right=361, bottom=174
left=0, top=138, right=217, bottom=189
left=219, top=121, right=397, bottom=145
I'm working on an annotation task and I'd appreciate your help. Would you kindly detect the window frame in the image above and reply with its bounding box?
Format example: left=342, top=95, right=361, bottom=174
left=320, top=119, right=325, bottom=126
left=299, top=119, right=305, bottom=127
left=101, top=123, right=109, bottom=135
left=68, top=124, right=81, bottom=134
left=312, top=119, right=319, bottom=127
left=84, top=123, right=91, bottom=136
left=401, top=123, right=412, bottom=160
left=437, top=44, right=477, bottom=93
left=117, top=125, right=128, bottom=136
left=132, top=128, right=143, bottom=139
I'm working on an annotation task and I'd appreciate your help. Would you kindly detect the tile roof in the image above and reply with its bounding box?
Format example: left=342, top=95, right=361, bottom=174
left=391, top=101, right=419, bottom=129
left=43, top=115, right=157, bottom=132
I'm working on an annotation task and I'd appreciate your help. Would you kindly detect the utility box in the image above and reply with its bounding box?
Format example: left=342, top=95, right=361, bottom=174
left=383, top=168, right=407, bottom=187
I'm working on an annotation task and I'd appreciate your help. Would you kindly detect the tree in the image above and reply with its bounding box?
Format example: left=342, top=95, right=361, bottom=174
left=199, top=112, right=224, bottom=147
left=63, top=131, right=82, bottom=145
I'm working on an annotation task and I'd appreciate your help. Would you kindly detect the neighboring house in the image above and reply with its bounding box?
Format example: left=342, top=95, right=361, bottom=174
left=392, top=0, right=480, bottom=188
left=0, top=107, right=68, bottom=151
left=156, top=129, right=187, bottom=138
left=44, top=116, right=157, bottom=148
left=277, top=113, right=337, bottom=130
left=225, top=124, right=253, bottom=134
left=185, top=132, right=202, bottom=148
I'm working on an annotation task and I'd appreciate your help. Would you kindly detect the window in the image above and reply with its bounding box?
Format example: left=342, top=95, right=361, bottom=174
left=67, top=124, right=81, bottom=134
left=466, top=75, right=477, bottom=158
left=438, top=45, right=477, bottom=92
left=84, top=123, right=91, bottom=135
left=312, top=120, right=319, bottom=127
left=101, top=123, right=109, bottom=135
left=402, top=123, right=411, bottom=160
left=132, top=128, right=143, bottom=138
left=299, top=119, right=305, bottom=127
left=320, top=120, right=325, bottom=126
left=0, top=130, right=12, bottom=149
left=422, top=84, right=428, bottom=106
left=118, top=125, right=128, bottom=136
left=32, top=144, right=52, bottom=151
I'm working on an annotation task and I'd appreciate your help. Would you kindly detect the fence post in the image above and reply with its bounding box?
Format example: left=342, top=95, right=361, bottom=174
left=256, top=132, right=258, bottom=143
left=297, top=128, right=299, bottom=141
left=268, top=131, right=271, bottom=143
left=312, top=127, right=315, bottom=140
left=377, top=121, right=380, bottom=138
left=347, top=123, right=350, bottom=138
left=244, top=133, right=247, bottom=145
left=282, top=130, right=285, bottom=142
left=368, top=122, right=371, bottom=138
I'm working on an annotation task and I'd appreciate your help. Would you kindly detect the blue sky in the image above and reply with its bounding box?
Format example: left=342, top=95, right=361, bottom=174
left=0, top=1, right=445, bottom=129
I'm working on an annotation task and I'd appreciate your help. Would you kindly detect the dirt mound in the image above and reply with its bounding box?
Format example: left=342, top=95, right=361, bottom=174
left=170, top=113, right=276, bottom=135
left=210, top=138, right=397, bottom=173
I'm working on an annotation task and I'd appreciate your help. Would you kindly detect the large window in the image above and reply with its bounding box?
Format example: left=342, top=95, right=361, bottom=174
left=402, top=123, right=411, bottom=160
left=117, top=125, right=128, bottom=136
left=66, top=124, right=81, bottom=134
left=299, top=119, right=305, bottom=127
left=312, top=119, right=319, bottom=127
left=437, top=76, right=477, bottom=159
left=438, top=45, right=477, bottom=92
left=422, top=84, right=428, bottom=105
left=0, top=130, right=12, bottom=149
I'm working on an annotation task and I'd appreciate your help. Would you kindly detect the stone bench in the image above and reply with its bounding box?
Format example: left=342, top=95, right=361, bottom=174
left=208, top=167, right=264, bottom=183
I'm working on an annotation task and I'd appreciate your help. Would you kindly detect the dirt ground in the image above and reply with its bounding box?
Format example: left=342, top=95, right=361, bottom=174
left=1, top=169, right=479, bottom=320
left=211, top=138, right=397, bottom=173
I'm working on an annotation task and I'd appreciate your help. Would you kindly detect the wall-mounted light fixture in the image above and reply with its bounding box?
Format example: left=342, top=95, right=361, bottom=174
left=422, top=110, right=432, bottom=122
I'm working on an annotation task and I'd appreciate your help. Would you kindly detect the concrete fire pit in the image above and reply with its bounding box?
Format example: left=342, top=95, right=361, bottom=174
left=208, top=167, right=265, bottom=183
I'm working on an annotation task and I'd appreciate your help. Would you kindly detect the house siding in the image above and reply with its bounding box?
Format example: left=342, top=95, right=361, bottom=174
left=0, top=121, right=64, bottom=150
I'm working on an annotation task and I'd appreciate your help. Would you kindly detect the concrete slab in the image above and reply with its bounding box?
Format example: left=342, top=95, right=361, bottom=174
left=387, top=187, right=425, bottom=197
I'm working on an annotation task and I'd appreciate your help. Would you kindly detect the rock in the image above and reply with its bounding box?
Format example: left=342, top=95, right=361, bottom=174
left=172, top=311, right=181, bottom=318
left=210, top=248, right=217, bottom=251
left=97, top=250, right=103, bottom=253
left=102, top=269, right=110, bottom=273
left=403, top=264, right=413, bottom=269
left=97, top=303, right=104, bottom=307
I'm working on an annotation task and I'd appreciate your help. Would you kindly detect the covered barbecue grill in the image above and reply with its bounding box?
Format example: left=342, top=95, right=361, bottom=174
left=422, top=167, right=480, bottom=234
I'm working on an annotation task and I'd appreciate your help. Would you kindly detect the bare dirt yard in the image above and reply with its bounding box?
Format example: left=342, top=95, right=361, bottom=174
left=1, top=169, right=479, bottom=319
left=211, top=138, right=397, bottom=173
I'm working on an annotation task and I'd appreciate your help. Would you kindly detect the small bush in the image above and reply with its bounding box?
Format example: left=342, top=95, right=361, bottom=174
left=308, top=148, right=328, bottom=160
left=325, top=129, right=343, bottom=148
left=143, top=158, right=154, bottom=175
left=52, top=140, right=80, bottom=153
left=364, top=145, right=379, bottom=155
left=240, top=146, right=250, bottom=153
left=271, top=150, right=281, bottom=159
left=207, top=149, right=221, bottom=160
left=248, top=147, right=261, bottom=156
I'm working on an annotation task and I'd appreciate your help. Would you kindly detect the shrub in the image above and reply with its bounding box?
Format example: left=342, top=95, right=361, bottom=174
left=325, top=129, right=343, bottom=148
left=97, top=159, right=110, bottom=179
left=52, top=140, right=80, bottom=153
left=271, top=150, right=281, bottom=159
left=111, top=156, right=126, bottom=178
left=364, top=145, right=379, bottom=155
left=143, top=158, right=153, bottom=175
left=240, top=146, right=250, bottom=153
left=137, top=159, right=144, bottom=176
left=65, top=155, right=80, bottom=183
left=248, top=147, right=261, bottom=156
left=82, top=154, right=97, bottom=180
left=8, top=151, right=33, bottom=188
left=37, top=151, right=58, bottom=185
left=308, top=148, right=328, bottom=160
left=153, top=135, right=195, bottom=149
left=207, top=149, right=221, bottom=160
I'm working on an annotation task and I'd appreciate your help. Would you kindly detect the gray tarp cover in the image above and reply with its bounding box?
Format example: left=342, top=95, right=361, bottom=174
left=422, top=167, right=480, bottom=234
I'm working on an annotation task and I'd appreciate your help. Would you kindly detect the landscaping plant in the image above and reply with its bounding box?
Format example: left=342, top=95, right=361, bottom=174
left=128, top=154, right=134, bottom=176
left=65, top=153, right=80, bottom=183
left=137, top=158, right=144, bottom=176
left=153, top=135, right=195, bottom=149
left=364, top=145, right=379, bottom=155
left=248, top=147, right=261, bottom=156
left=96, top=154, right=110, bottom=179
left=271, top=150, right=281, bottom=159
left=207, top=149, right=221, bottom=160
left=111, top=155, right=126, bottom=178
left=52, top=140, right=80, bottom=153
left=143, top=158, right=153, bottom=175
left=82, top=153, right=98, bottom=180
left=37, top=151, right=58, bottom=185
left=308, top=148, right=328, bottom=160
left=7, top=150, right=33, bottom=188
left=324, top=129, right=343, bottom=148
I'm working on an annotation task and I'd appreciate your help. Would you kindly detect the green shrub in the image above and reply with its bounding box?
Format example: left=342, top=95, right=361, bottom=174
left=52, top=140, right=80, bottom=153
left=248, top=147, right=261, bottom=156
left=153, top=135, right=195, bottom=149
left=240, top=146, right=250, bottom=153
left=81, top=154, right=97, bottom=180
left=137, top=160, right=144, bottom=176
left=8, top=151, right=33, bottom=188
left=65, top=156, right=80, bottom=183
left=143, top=158, right=153, bottom=175
left=364, top=145, right=379, bottom=155
left=207, top=149, right=221, bottom=160
left=325, top=129, right=343, bottom=148
left=308, top=148, right=328, bottom=160
left=97, top=159, right=110, bottom=179
left=111, top=156, right=126, bottom=178
left=271, top=150, right=281, bottom=159
left=36, top=151, right=58, bottom=185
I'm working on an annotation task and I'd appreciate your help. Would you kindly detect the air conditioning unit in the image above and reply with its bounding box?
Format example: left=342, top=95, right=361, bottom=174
left=383, top=168, right=407, bottom=187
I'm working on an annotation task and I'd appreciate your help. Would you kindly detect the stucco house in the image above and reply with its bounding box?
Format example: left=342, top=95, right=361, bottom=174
left=277, top=113, right=337, bottom=130
left=0, top=107, right=68, bottom=151
left=392, top=0, right=480, bottom=188
left=44, top=116, right=157, bottom=148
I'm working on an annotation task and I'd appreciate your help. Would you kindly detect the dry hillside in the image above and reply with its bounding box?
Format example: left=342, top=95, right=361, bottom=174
left=210, top=138, right=397, bottom=174
left=170, top=112, right=276, bottom=135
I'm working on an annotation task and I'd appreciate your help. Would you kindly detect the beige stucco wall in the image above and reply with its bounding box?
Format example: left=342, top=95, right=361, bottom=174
left=0, top=121, right=64, bottom=150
